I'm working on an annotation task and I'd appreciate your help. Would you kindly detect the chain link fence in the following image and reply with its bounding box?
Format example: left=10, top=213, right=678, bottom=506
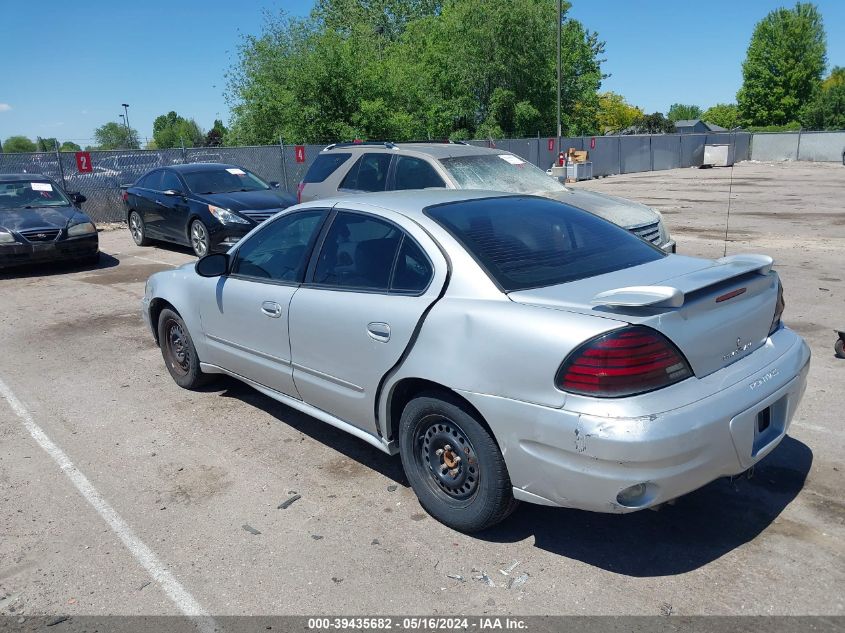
left=0, top=132, right=762, bottom=224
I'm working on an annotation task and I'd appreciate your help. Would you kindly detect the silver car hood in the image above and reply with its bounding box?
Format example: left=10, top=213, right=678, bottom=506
left=544, top=188, right=658, bottom=228
left=509, top=254, right=779, bottom=378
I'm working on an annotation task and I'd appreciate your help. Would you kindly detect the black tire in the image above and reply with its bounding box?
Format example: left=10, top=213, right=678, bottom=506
left=128, top=210, right=150, bottom=246
left=157, top=308, right=212, bottom=389
left=835, top=338, right=845, bottom=359
left=398, top=391, right=519, bottom=533
left=189, top=219, right=211, bottom=258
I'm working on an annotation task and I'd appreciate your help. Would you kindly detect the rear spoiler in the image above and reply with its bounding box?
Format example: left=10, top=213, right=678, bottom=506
left=591, top=254, right=774, bottom=309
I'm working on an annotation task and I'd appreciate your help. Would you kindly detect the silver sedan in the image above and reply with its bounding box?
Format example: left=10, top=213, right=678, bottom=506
left=142, top=190, right=810, bottom=532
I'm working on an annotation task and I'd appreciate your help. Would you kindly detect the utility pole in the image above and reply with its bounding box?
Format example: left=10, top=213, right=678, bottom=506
left=556, top=0, right=562, bottom=153
left=121, top=103, right=132, bottom=148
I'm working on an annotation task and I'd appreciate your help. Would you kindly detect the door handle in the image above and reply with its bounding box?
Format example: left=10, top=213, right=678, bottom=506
left=261, top=301, right=283, bottom=318
left=367, top=322, right=391, bottom=343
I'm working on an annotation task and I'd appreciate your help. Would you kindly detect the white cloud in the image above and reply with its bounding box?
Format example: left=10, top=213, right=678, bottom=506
left=0, top=103, right=11, bottom=112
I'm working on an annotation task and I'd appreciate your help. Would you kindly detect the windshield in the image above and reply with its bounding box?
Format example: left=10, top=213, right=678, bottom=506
left=440, top=154, right=567, bottom=194
left=182, top=167, right=270, bottom=194
left=425, top=196, right=663, bottom=292
left=0, top=180, right=71, bottom=209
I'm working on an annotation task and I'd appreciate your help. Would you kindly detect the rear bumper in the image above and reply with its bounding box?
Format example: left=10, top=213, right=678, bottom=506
left=460, top=327, right=810, bottom=513
left=0, top=235, right=99, bottom=268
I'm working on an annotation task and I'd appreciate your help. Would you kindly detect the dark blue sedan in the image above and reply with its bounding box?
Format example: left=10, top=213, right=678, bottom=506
left=122, top=163, right=296, bottom=256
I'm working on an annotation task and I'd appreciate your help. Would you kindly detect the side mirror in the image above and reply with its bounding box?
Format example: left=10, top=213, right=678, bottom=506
left=269, top=181, right=281, bottom=189
left=195, top=253, right=230, bottom=277
left=162, top=189, right=184, bottom=197
left=71, top=192, right=87, bottom=205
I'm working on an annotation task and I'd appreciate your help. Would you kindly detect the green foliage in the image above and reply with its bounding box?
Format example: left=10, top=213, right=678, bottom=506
left=36, top=137, right=59, bottom=152
left=701, top=103, right=740, bottom=129
left=226, top=0, right=606, bottom=143
left=627, top=112, right=675, bottom=134
left=799, top=82, right=845, bottom=130
left=822, top=66, right=845, bottom=90
left=59, top=141, right=82, bottom=152
left=152, top=111, right=205, bottom=149
left=596, top=92, right=642, bottom=134
left=737, top=2, right=826, bottom=127
left=94, top=121, right=140, bottom=149
left=667, top=103, right=702, bottom=122
left=745, top=122, right=802, bottom=132
left=2, top=136, right=37, bottom=153
left=205, top=119, right=228, bottom=147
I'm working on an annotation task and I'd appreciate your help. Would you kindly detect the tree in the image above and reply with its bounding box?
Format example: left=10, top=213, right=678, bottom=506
left=627, top=112, right=675, bottom=134
left=226, top=0, right=607, bottom=143
left=36, top=137, right=59, bottom=152
left=737, top=2, right=826, bottom=127
left=205, top=119, right=228, bottom=146
left=667, top=103, right=702, bottom=122
left=2, top=136, right=37, bottom=153
left=596, top=92, right=642, bottom=134
left=800, top=68, right=845, bottom=130
left=152, top=111, right=205, bottom=149
left=701, top=103, right=740, bottom=129
left=59, top=141, right=82, bottom=152
left=822, top=66, right=845, bottom=90
left=94, top=121, right=140, bottom=149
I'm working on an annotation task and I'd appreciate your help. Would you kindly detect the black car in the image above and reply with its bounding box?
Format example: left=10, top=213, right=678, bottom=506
left=122, top=163, right=296, bottom=257
left=0, top=174, right=99, bottom=269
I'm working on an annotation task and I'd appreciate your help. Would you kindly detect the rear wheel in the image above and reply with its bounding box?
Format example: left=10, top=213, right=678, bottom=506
left=129, top=211, right=150, bottom=246
left=399, top=392, right=518, bottom=533
left=157, top=308, right=211, bottom=389
left=189, top=219, right=210, bottom=258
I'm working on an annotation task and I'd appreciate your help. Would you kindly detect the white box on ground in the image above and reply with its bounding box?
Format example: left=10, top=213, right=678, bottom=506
left=566, top=161, right=593, bottom=181
left=704, top=144, right=734, bottom=167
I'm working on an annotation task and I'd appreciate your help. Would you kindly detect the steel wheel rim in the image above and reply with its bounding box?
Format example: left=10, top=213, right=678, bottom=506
left=191, top=222, right=208, bottom=257
left=414, top=414, right=479, bottom=501
left=130, top=213, right=143, bottom=244
left=164, top=319, right=190, bottom=376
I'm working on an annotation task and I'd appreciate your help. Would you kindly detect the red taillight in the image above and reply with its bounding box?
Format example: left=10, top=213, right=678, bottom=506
left=769, top=279, right=784, bottom=335
left=297, top=181, right=305, bottom=203
left=556, top=326, right=692, bottom=398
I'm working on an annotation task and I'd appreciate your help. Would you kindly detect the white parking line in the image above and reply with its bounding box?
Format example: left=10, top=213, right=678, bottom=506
left=130, top=254, right=180, bottom=267
left=0, top=376, right=215, bottom=630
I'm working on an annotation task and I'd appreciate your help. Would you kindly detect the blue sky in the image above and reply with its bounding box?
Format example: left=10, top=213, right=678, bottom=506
left=1, top=0, right=843, bottom=145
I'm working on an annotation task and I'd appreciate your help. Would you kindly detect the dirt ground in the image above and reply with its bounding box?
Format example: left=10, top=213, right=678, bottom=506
left=0, top=161, right=843, bottom=618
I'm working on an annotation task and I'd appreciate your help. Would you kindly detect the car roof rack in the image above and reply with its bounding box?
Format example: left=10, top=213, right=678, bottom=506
left=322, top=139, right=470, bottom=151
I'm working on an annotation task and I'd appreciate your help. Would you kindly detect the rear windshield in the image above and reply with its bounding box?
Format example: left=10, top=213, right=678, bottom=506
left=440, top=154, right=566, bottom=193
left=304, top=153, right=352, bottom=183
left=425, top=196, right=664, bottom=291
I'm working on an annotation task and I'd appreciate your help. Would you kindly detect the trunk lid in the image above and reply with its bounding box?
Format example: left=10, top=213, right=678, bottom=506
left=509, top=254, right=779, bottom=378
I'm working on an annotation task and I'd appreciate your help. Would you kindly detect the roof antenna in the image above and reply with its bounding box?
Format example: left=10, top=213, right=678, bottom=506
left=722, top=128, right=737, bottom=257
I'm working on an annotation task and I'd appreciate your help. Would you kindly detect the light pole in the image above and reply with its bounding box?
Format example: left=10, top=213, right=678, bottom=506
left=556, top=0, right=562, bottom=153
left=121, top=103, right=132, bottom=148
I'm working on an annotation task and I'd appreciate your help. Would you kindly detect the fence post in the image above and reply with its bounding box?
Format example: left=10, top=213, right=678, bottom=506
left=181, top=137, right=187, bottom=164
left=796, top=128, right=803, bottom=161
left=617, top=136, right=622, bottom=175
left=280, top=136, right=289, bottom=192
left=649, top=135, right=654, bottom=171
left=54, top=140, right=67, bottom=190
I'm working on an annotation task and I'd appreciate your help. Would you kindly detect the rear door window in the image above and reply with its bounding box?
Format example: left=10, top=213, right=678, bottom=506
left=304, top=153, right=352, bottom=183
left=339, top=153, right=392, bottom=192
left=391, top=237, right=433, bottom=293
left=425, top=196, right=663, bottom=292
left=312, top=212, right=402, bottom=291
left=139, top=170, right=162, bottom=190
left=393, top=156, right=446, bottom=190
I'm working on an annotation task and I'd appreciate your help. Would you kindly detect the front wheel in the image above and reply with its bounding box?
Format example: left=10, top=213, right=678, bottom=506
left=157, top=308, right=212, bottom=389
left=189, top=219, right=210, bottom=258
left=835, top=338, right=845, bottom=359
left=399, top=392, right=518, bottom=533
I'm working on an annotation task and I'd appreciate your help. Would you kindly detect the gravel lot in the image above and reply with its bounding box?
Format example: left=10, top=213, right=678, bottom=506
left=0, top=161, right=843, bottom=618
